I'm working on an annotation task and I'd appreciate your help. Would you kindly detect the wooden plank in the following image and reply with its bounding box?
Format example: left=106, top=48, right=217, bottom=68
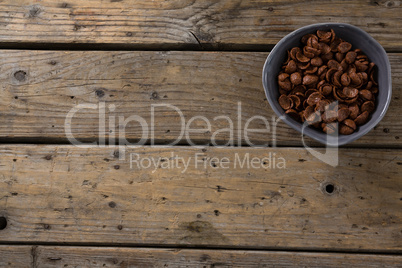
left=0, top=145, right=400, bottom=251
left=0, top=50, right=400, bottom=147
left=0, top=1, right=401, bottom=50
left=34, top=246, right=402, bottom=267
left=0, top=246, right=32, bottom=267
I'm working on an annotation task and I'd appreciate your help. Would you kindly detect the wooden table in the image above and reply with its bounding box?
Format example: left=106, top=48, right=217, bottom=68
left=0, top=1, right=401, bottom=267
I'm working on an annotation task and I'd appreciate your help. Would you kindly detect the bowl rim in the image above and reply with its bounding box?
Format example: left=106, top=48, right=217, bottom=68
left=262, top=22, right=392, bottom=146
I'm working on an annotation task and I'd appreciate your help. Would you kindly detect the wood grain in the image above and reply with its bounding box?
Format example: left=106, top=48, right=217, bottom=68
left=0, top=246, right=32, bottom=267
left=0, top=50, right=400, bottom=147
left=34, top=246, right=402, bottom=267
left=0, top=145, right=400, bottom=251
left=0, top=1, right=401, bottom=50
left=1, top=245, right=400, bottom=267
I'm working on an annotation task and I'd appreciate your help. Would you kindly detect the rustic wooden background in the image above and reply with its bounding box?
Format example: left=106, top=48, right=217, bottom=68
left=0, top=0, right=401, bottom=267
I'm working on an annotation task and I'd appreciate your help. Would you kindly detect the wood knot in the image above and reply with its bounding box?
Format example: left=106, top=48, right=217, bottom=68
left=14, top=70, right=27, bottom=82
left=95, top=89, right=105, bottom=98
left=150, top=92, right=158, bottom=100
left=29, top=5, right=41, bottom=18
left=108, top=201, right=116, bottom=208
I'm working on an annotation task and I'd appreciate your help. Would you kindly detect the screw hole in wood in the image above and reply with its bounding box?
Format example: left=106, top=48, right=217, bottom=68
left=325, top=183, right=335, bottom=194
left=0, top=216, right=7, bottom=230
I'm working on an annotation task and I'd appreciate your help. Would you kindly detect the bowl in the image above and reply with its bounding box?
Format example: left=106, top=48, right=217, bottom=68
left=262, top=23, right=392, bottom=146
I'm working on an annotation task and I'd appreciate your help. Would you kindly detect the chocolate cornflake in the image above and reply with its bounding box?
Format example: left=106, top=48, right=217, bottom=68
left=277, top=29, right=378, bottom=135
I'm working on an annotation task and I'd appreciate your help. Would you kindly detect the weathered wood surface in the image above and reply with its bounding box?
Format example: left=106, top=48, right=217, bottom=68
left=34, top=246, right=402, bottom=267
left=0, top=145, right=400, bottom=251
left=0, top=245, right=32, bottom=267
left=1, top=245, right=400, bottom=267
left=0, top=50, right=400, bottom=147
left=0, top=1, right=401, bottom=50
